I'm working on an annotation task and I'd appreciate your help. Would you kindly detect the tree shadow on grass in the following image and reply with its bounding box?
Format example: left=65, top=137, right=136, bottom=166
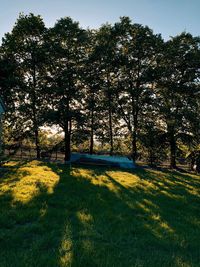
left=0, top=162, right=200, bottom=267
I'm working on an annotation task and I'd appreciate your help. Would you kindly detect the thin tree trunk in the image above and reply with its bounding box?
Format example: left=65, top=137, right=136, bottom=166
left=190, top=154, right=195, bottom=171
left=132, top=130, right=137, bottom=161
left=108, top=101, right=113, bottom=156
left=131, top=102, right=138, bottom=162
left=106, top=72, right=114, bottom=156
left=64, top=119, right=71, bottom=162
left=130, top=69, right=140, bottom=162
left=108, top=90, right=113, bottom=156
left=34, top=127, right=40, bottom=159
left=169, top=131, right=176, bottom=169
left=32, top=56, right=40, bottom=159
left=0, top=116, right=3, bottom=156
left=89, top=107, right=94, bottom=155
left=64, top=131, right=71, bottom=162
left=89, top=130, right=94, bottom=155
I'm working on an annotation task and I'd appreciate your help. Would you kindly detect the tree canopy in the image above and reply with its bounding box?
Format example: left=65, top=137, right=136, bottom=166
left=1, top=14, right=200, bottom=168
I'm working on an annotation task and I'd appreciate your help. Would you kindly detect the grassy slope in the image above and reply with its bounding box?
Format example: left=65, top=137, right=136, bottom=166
left=0, top=161, right=200, bottom=267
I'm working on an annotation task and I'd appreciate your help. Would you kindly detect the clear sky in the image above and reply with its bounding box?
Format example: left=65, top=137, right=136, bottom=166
left=0, top=0, right=200, bottom=42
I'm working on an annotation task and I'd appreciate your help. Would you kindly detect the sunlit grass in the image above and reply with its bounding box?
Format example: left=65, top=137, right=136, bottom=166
left=1, top=160, right=59, bottom=203
left=0, top=160, right=200, bottom=267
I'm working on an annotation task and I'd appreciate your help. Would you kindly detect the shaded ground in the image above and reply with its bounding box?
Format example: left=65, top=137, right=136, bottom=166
left=0, top=160, right=200, bottom=267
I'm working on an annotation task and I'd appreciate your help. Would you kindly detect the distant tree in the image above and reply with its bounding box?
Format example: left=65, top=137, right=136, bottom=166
left=181, top=89, right=200, bottom=170
left=139, top=116, right=167, bottom=166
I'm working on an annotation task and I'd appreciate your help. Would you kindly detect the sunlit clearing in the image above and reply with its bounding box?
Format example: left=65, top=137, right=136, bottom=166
left=72, top=168, right=140, bottom=193
left=2, top=161, right=59, bottom=203
left=106, top=170, right=140, bottom=187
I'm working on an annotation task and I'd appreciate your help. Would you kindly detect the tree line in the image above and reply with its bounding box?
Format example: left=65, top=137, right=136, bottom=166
left=0, top=13, right=200, bottom=168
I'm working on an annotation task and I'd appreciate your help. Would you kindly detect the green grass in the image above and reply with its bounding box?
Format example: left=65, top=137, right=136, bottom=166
left=0, top=160, right=200, bottom=267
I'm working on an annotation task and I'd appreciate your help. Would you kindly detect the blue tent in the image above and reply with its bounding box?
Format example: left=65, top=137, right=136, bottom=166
left=70, top=153, right=135, bottom=169
left=0, top=97, right=5, bottom=114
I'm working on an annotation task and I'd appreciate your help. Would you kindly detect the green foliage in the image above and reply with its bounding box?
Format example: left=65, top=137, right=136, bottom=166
left=114, top=17, right=163, bottom=160
left=156, top=33, right=200, bottom=167
left=1, top=13, right=48, bottom=158
left=0, top=14, right=200, bottom=165
left=44, top=17, right=88, bottom=160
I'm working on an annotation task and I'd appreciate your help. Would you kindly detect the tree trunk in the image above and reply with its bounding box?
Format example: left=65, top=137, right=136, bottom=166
left=190, top=154, right=195, bottom=171
left=32, top=56, right=40, bottom=159
left=108, top=91, right=113, bottom=156
left=196, top=154, right=200, bottom=173
left=89, top=105, right=94, bottom=155
left=64, top=119, right=71, bottom=162
left=64, top=131, right=71, bottom=162
left=131, top=109, right=138, bottom=162
left=130, top=84, right=139, bottom=162
left=89, top=129, right=94, bottom=155
left=89, top=99, right=94, bottom=155
left=108, top=102, right=113, bottom=156
left=132, top=130, right=137, bottom=161
left=169, top=131, right=176, bottom=169
left=0, top=116, right=3, bottom=156
left=34, top=127, right=40, bottom=159
left=106, top=73, right=114, bottom=156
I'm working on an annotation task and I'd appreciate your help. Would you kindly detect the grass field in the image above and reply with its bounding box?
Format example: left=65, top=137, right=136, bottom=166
left=0, top=160, right=200, bottom=267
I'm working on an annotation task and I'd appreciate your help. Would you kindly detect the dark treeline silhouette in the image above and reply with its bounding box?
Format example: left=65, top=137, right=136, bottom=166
left=0, top=13, right=200, bottom=169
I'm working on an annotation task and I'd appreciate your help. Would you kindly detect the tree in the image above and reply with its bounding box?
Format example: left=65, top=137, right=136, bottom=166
left=139, top=114, right=167, bottom=166
left=46, top=17, right=87, bottom=161
left=80, top=30, right=102, bottom=154
left=1, top=13, right=47, bottom=158
left=114, top=17, right=163, bottom=161
left=93, top=24, right=119, bottom=155
left=156, top=33, right=200, bottom=168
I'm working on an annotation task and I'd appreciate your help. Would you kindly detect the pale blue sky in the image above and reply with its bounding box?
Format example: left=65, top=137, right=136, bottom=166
left=0, top=0, right=200, bottom=41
